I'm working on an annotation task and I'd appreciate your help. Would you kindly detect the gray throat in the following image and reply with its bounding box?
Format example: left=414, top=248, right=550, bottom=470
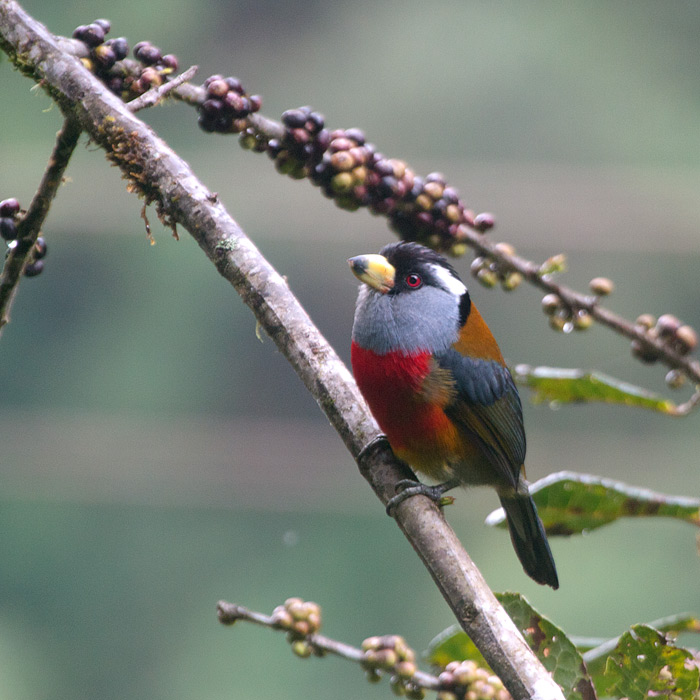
left=352, top=285, right=459, bottom=355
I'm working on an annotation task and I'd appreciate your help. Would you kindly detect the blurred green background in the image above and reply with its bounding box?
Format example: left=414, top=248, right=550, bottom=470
left=2, top=1, right=700, bottom=698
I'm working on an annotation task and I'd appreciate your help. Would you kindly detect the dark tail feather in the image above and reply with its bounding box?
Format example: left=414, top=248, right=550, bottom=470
left=499, top=493, right=559, bottom=589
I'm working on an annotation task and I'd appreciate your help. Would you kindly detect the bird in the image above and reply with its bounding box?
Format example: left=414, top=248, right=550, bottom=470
left=348, top=241, right=558, bottom=589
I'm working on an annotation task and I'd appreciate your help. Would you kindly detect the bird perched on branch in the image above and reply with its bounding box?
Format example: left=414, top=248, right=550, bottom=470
left=349, top=241, right=558, bottom=588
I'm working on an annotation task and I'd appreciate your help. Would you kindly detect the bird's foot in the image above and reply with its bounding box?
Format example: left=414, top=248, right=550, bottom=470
left=386, top=479, right=459, bottom=516
left=357, top=434, right=391, bottom=463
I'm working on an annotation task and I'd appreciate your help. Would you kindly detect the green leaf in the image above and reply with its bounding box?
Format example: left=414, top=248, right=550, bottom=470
left=427, top=593, right=596, bottom=700
left=583, top=614, right=700, bottom=679
left=425, top=624, right=488, bottom=669
left=498, top=593, right=596, bottom=700
left=485, top=471, right=700, bottom=536
left=599, top=625, right=699, bottom=700
left=513, top=365, right=681, bottom=415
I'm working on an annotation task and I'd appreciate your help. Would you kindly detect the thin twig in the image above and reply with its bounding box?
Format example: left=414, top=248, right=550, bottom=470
left=127, top=64, right=198, bottom=113
left=666, top=388, right=700, bottom=417
left=451, top=233, right=700, bottom=383
left=216, top=601, right=455, bottom=694
left=0, top=115, right=82, bottom=333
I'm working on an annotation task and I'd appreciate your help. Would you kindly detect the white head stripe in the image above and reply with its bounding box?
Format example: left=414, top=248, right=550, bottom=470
left=429, top=263, right=467, bottom=297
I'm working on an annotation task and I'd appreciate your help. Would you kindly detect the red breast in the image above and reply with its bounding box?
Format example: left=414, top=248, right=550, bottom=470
left=351, top=342, right=475, bottom=480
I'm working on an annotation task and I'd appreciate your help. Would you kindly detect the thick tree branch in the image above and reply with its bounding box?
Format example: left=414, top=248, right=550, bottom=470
left=0, top=3, right=564, bottom=698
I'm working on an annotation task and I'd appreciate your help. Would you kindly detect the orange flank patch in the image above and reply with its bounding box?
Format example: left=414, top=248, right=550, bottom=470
left=452, top=304, right=505, bottom=363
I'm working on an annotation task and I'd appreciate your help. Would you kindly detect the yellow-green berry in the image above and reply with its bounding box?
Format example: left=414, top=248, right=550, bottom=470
left=573, top=309, right=593, bottom=330
left=635, top=314, right=656, bottom=330
left=589, top=277, right=614, bottom=296
left=501, top=271, right=523, bottom=291
left=477, top=268, right=498, bottom=288
left=291, top=640, right=312, bottom=658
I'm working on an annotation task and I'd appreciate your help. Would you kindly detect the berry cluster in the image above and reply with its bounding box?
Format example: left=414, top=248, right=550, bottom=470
left=310, top=129, right=482, bottom=253
left=265, top=107, right=329, bottom=179
left=541, top=293, right=593, bottom=332
left=73, top=20, right=178, bottom=99
left=540, top=275, right=611, bottom=333
left=1, top=198, right=47, bottom=278
left=270, top=597, right=322, bottom=658
left=197, top=76, right=262, bottom=133
left=632, top=313, right=698, bottom=381
left=470, top=242, right=523, bottom=291
left=436, top=660, right=511, bottom=700
left=237, top=110, right=494, bottom=254
left=361, top=634, right=423, bottom=699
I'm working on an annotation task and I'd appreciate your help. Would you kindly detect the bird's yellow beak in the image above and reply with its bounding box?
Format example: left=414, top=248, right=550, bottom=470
left=348, top=254, right=396, bottom=294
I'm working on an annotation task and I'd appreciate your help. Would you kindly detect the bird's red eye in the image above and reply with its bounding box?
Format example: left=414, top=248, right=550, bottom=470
left=405, top=273, right=422, bottom=288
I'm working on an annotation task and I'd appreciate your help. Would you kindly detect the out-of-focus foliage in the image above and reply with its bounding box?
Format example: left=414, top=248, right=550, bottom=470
left=513, top=366, right=680, bottom=414
left=486, top=471, right=700, bottom=535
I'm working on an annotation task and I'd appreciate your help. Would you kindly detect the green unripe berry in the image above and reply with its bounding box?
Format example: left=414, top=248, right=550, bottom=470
left=366, top=669, right=382, bottom=684
left=476, top=268, right=498, bottom=288
left=291, top=640, right=312, bottom=658
left=390, top=676, right=407, bottom=696
left=573, top=309, right=593, bottom=330
left=330, top=172, right=354, bottom=194
left=501, top=271, right=523, bottom=291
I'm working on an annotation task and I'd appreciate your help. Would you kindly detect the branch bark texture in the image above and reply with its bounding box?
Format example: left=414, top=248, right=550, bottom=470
left=0, top=3, right=564, bottom=698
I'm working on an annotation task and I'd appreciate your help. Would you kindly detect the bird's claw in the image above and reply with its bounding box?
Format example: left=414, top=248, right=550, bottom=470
left=357, top=434, right=390, bottom=463
left=385, top=479, right=457, bottom=516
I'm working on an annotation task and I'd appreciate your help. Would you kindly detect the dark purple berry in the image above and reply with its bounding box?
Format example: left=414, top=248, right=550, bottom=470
left=134, top=42, right=161, bottom=65
left=105, top=76, right=124, bottom=94
left=34, top=237, right=47, bottom=260
left=106, top=37, right=129, bottom=61
left=73, top=23, right=105, bottom=47
left=248, top=95, right=262, bottom=112
left=306, top=112, right=325, bottom=132
left=0, top=217, right=17, bottom=241
left=203, top=74, right=224, bottom=89
left=93, top=18, right=111, bottom=34
left=474, top=212, right=495, bottom=231
left=225, top=76, right=243, bottom=93
left=160, top=54, right=179, bottom=71
left=24, top=260, right=44, bottom=277
left=425, top=172, right=446, bottom=184
left=197, top=115, right=217, bottom=133
left=282, top=109, right=308, bottom=129
left=344, top=128, right=365, bottom=144
left=200, top=98, right=223, bottom=118
left=92, top=44, right=117, bottom=69
left=0, top=198, right=20, bottom=217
